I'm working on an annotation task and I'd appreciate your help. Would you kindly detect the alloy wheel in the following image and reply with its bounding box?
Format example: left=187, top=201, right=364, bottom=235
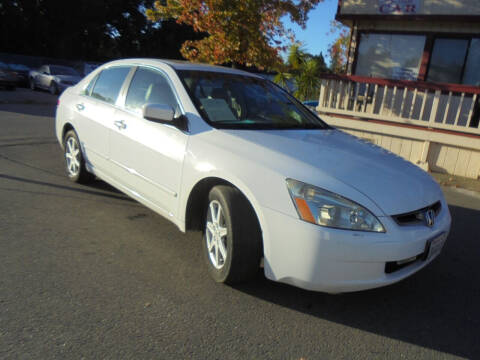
left=65, top=136, right=80, bottom=177
left=205, top=200, right=228, bottom=269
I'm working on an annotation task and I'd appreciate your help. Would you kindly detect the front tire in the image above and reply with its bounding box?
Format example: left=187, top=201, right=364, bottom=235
left=63, top=130, right=93, bottom=183
left=49, top=81, right=58, bottom=95
left=29, top=78, right=36, bottom=90
left=202, top=185, right=262, bottom=284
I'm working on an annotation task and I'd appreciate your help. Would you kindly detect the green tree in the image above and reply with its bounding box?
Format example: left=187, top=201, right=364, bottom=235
left=274, top=43, right=328, bottom=101
left=273, top=66, right=292, bottom=90
left=287, top=43, right=307, bottom=71
left=295, top=58, right=321, bottom=100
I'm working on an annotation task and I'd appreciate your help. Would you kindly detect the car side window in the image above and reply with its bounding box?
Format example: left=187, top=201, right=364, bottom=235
left=91, top=66, right=130, bottom=105
left=125, top=67, right=179, bottom=115
left=82, top=74, right=98, bottom=96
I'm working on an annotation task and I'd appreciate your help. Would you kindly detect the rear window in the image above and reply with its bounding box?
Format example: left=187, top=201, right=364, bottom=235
left=83, top=74, right=98, bottom=96
left=91, top=67, right=131, bottom=105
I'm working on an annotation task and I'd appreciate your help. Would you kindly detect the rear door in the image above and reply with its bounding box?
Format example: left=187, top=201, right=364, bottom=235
left=108, top=66, right=188, bottom=218
left=74, top=66, right=132, bottom=175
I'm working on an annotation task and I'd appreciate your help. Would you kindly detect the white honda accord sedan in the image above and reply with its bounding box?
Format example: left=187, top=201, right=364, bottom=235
left=55, top=59, right=451, bottom=293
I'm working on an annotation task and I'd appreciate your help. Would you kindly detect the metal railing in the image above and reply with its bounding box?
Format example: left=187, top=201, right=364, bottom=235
left=317, top=74, right=480, bottom=136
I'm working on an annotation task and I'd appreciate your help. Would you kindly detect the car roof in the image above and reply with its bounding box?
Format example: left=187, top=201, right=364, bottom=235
left=103, top=58, right=262, bottom=78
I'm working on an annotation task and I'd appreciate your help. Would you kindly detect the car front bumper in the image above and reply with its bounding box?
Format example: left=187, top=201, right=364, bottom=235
left=262, top=199, right=451, bottom=293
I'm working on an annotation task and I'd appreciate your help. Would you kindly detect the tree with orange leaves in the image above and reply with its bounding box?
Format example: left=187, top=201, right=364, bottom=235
left=328, top=20, right=350, bottom=74
left=146, top=0, right=324, bottom=70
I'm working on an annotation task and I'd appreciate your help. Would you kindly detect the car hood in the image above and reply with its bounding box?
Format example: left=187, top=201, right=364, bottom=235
left=216, top=128, right=442, bottom=215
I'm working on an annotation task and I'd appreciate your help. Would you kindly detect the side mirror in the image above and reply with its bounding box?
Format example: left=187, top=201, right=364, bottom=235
left=143, top=103, right=175, bottom=123
left=142, top=103, right=188, bottom=131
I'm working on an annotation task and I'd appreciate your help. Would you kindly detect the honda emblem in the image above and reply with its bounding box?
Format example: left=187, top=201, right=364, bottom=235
left=425, top=209, right=435, bottom=227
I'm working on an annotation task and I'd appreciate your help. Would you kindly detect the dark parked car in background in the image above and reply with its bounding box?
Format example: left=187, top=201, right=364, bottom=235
left=8, top=63, right=31, bottom=87
left=0, top=62, right=18, bottom=90
left=29, top=64, right=82, bottom=94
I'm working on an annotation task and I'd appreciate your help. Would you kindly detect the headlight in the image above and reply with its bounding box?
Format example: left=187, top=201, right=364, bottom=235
left=286, top=179, right=385, bottom=232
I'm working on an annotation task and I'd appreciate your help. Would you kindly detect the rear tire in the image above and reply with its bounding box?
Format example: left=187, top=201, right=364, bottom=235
left=202, top=185, right=262, bottom=284
left=63, top=130, right=93, bottom=184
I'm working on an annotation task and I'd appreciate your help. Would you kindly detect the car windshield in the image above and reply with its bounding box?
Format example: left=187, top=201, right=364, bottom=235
left=177, top=70, right=328, bottom=130
left=50, top=66, right=79, bottom=76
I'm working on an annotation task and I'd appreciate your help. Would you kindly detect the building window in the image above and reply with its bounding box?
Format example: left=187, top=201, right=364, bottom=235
left=355, top=33, right=426, bottom=80
left=427, top=38, right=469, bottom=84
left=462, top=38, right=480, bottom=86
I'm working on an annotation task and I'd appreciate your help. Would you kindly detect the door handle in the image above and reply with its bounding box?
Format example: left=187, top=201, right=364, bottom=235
left=114, top=120, right=127, bottom=130
left=76, top=103, right=85, bottom=111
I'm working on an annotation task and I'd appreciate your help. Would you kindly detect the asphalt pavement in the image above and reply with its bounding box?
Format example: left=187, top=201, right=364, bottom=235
left=1, top=89, right=479, bottom=359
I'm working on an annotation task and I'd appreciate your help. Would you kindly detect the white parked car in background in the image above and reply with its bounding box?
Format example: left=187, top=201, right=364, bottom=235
left=30, top=64, right=82, bottom=94
left=55, top=59, right=451, bottom=293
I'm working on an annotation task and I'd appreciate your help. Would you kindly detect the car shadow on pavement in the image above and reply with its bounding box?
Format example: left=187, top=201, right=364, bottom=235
left=0, top=173, right=134, bottom=203
left=0, top=103, right=57, bottom=117
left=234, top=204, right=480, bottom=359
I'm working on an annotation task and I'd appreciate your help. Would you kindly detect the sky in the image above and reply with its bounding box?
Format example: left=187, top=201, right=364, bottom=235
left=282, top=0, right=340, bottom=64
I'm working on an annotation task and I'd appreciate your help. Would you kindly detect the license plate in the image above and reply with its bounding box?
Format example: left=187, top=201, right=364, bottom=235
left=425, top=233, right=447, bottom=259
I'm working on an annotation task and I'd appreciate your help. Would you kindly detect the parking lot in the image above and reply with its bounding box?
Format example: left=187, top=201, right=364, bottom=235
left=1, top=88, right=480, bottom=359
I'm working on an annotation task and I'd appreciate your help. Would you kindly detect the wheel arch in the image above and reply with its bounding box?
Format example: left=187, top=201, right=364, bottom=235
left=61, top=122, right=75, bottom=148
left=185, top=177, right=230, bottom=231
left=184, top=176, right=267, bottom=255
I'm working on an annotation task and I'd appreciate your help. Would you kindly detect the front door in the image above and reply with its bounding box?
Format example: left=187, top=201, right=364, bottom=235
left=108, top=67, right=188, bottom=218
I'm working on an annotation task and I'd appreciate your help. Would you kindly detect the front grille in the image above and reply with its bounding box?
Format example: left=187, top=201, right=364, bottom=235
left=392, top=201, right=441, bottom=226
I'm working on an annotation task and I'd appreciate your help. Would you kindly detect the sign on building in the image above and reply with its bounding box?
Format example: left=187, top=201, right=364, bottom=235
left=378, top=0, right=421, bottom=14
